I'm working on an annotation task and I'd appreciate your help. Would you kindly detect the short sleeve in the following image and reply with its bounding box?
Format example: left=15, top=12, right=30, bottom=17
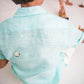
left=67, top=21, right=84, bottom=48
left=0, top=34, right=5, bottom=59
left=61, top=21, right=84, bottom=65
left=0, top=23, right=6, bottom=59
left=0, top=50, right=5, bottom=59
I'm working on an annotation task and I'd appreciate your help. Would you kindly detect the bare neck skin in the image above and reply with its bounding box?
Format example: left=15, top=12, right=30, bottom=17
left=21, top=0, right=44, bottom=7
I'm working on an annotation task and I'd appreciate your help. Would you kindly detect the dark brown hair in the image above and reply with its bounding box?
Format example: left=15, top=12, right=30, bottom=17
left=12, top=0, right=34, bottom=4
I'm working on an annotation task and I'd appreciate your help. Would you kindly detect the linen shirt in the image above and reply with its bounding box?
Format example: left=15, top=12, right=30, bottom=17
left=0, top=6, right=84, bottom=84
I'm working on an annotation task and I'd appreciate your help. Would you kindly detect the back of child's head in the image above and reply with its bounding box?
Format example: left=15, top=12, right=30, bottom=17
left=12, top=0, right=34, bottom=4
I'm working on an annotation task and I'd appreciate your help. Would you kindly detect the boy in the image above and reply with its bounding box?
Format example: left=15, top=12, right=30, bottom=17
left=0, top=0, right=84, bottom=84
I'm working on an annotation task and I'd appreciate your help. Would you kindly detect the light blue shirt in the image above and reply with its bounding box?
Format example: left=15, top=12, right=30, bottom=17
left=0, top=6, right=84, bottom=84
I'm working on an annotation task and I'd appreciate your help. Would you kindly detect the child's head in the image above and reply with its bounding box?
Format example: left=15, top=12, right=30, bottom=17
left=12, top=0, right=44, bottom=6
left=12, top=0, right=33, bottom=4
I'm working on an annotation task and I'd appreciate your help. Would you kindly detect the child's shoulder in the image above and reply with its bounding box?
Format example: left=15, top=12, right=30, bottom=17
left=0, top=18, right=14, bottom=34
left=46, top=13, right=69, bottom=25
left=0, top=17, right=14, bottom=25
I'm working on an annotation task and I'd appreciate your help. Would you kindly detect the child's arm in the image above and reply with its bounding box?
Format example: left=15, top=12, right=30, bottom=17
left=0, top=59, right=8, bottom=69
left=82, top=40, right=84, bottom=43
left=78, top=26, right=84, bottom=43
left=81, top=29, right=84, bottom=43
left=79, top=29, right=84, bottom=32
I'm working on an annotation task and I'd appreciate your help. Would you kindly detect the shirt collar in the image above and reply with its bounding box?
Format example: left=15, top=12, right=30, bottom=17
left=14, top=6, right=48, bottom=17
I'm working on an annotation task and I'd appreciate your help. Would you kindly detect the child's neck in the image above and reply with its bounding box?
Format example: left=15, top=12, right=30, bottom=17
left=21, top=2, right=41, bottom=7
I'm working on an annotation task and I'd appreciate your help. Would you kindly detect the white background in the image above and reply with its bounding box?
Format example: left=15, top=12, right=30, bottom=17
left=0, top=0, right=84, bottom=84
